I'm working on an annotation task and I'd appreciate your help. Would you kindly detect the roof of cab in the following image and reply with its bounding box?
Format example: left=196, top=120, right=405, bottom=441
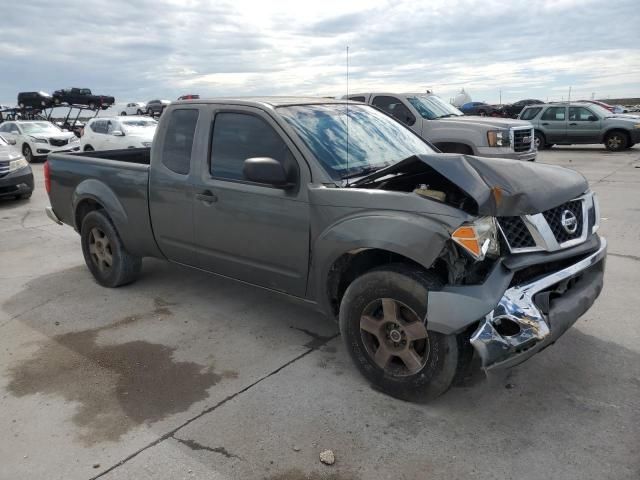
left=173, top=96, right=351, bottom=108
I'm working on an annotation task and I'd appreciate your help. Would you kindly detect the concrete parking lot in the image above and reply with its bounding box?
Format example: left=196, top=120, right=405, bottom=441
left=1, top=146, right=639, bottom=480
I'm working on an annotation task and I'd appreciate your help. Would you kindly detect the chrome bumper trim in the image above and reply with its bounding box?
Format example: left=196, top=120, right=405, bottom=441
left=470, top=237, right=607, bottom=370
left=45, top=206, right=63, bottom=225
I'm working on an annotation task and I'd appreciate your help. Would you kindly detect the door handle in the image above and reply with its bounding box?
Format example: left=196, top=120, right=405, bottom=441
left=541, top=122, right=549, bottom=125
left=196, top=190, right=218, bottom=204
left=569, top=122, right=577, bottom=126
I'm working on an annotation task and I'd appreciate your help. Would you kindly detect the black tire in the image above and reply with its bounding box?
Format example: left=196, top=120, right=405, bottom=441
left=534, top=131, right=546, bottom=150
left=339, top=264, right=470, bottom=402
left=23, top=144, right=34, bottom=163
left=146, top=108, right=153, bottom=116
left=54, top=98, right=60, bottom=105
left=89, top=102, right=96, bottom=110
left=137, top=109, right=143, bottom=115
left=478, top=110, right=487, bottom=116
left=84, top=145, right=94, bottom=152
left=121, top=111, right=127, bottom=116
left=604, top=130, right=629, bottom=151
left=80, top=210, right=142, bottom=287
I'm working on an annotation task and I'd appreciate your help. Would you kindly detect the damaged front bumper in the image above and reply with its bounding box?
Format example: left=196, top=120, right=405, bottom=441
left=470, top=237, right=607, bottom=370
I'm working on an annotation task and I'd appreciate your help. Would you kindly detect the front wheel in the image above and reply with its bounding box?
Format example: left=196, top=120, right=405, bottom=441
left=121, top=111, right=127, bottom=116
left=604, top=131, right=628, bottom=151
left=534, top=131, right=546, bottom=150
left=137, top=109, right=143, bottom=115
left=23, top=144, right=34, bottom=163
left=339, top=265, right=470, bottom=402
left=80, top=210, right=142, bottom=287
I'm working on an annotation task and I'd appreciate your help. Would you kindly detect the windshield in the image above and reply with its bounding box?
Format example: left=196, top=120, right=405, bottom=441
left=121, top=119, right=157, bottom=129
left=407, top=95, right=464, bottom=119
left=278, top=104, right=434, bottom=181
left=586, top=104, right=612, bottom=118
left=0, top=136, right=7, bottom=146
left=20, top=122, right=62, bottom=134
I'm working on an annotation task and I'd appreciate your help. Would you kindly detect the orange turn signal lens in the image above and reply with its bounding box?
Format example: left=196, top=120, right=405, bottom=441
left=451, top=225, right=481, bottom=257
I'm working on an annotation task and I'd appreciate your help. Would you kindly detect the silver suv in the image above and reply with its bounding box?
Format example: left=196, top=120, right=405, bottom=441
left=520, top=102, right=640, bottom=151
left=346, top=92, right=536, bottom=161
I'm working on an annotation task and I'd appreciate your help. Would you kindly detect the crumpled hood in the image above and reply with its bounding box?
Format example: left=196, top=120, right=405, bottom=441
left=353, top=153, right=588, bottom=216
left=439, top=115, right=532, bottom=129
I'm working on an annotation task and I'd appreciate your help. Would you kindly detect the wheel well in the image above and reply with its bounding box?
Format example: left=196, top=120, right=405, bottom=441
left=326, top=248, right=447, bottom=316
left=84, top=145, right=93, bottom=151
left=75, top=199, right=104, bottom=231
left=433, top=142, right=474, bottom=155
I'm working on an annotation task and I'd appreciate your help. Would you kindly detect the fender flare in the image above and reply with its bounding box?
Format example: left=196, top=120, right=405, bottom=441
left=72, top=178, right=128, bottom=232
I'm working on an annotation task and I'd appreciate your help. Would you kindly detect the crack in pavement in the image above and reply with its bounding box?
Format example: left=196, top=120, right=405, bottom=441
left=608, top=252, right=640, bottom=262
left=89, top=332, right=339, bottom=480
left=173, top=437, right=243, bottom=460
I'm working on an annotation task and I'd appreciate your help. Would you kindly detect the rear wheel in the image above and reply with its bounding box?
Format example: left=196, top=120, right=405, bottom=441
left=80, top=210, right=142, bottom=287
left=84, top=145, right=94, bottom=152
left=604, top=131, right=628, bottom=151
left=339, top=264, right=470, bottom=402
left=137, top=109, right=143, bottom=115
left=121, top=111, right=127, bottom=116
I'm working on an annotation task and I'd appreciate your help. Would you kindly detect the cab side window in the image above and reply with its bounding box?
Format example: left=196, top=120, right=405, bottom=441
left=161, top=109, right=199, bottom=175
left=210, top=112, right=297, bottom=182
left=541, top=107, right=566, bottom=121
left=372, top=96, right=416, bottom=126
left=348, top=96, right=366, bottom=102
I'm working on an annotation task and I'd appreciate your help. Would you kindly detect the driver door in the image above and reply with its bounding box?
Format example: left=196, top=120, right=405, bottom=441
left=191, top=106, right=311, bottom=296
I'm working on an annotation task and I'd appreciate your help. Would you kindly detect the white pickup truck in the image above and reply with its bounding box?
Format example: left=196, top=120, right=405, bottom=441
left=346, top=92, right=537, bottom=161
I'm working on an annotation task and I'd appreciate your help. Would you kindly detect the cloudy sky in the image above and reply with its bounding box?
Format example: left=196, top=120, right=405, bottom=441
left=1, top=0, right=638, bottom=106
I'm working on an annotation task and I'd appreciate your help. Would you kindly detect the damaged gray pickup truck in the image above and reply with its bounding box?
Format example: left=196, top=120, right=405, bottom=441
left=45, top=97, right=606, bottom=401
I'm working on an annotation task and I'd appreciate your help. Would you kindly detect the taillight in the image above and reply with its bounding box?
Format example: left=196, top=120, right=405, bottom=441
left=44, top=161, right=51, bottom=194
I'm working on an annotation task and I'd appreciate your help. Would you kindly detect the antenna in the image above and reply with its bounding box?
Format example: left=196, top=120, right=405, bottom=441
left=568, top=86, right=572, bottom=105
left=346, top=45, right=350, bottom=186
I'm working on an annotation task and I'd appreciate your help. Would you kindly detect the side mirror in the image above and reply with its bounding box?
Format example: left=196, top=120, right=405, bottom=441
left=112, top=130, right=125, bottom=136
left=588, top=116, right=597, bottom=121
left=243, top=157, right=292, bottom=188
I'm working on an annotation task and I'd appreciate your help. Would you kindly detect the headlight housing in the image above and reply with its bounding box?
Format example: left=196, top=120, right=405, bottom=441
left=9, top=156, right=28, bottom=172
left=451, top=217, right=500, bottom=261
left=29, top=136, right=48, bottom=144
left=487, top=129, right=511, bottom=147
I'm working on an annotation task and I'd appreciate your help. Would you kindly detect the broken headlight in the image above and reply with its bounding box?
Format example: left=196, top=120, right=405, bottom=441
left=451, top=217, right=500, bottom=261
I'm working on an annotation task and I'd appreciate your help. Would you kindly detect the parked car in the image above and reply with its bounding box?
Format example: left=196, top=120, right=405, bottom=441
left=0, top=133, right=34, bottom=200
left=177, top=94, right=200, bottom=100
left=0, top=120, right=80, bottom=162
left=120, top=102, right=147, bottom=116
left=459, top=101, right=502, bottom=116
left=45, top=97, right=605, bottom=401
left=52, top=88, right=115, bottom=110
left=81, top=116, right=157, bottom=151
left=17, top=91, right=54, bottom=109
left=146, top=99, right=171, bottom=116
left=501, top=99, right=544, bottom=118
left=577, top=100, right=615, bottom=113
left=346, top=92, right=536, bottom=161
left=521, top=102, right=640, bottom=151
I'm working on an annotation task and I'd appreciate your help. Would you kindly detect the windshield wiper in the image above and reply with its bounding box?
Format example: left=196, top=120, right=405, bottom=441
left=341, top=165, right=387, bottom=181
left=437, top=113, right=459, bottom=118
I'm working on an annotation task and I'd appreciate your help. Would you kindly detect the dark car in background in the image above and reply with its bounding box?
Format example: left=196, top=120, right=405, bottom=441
left=459, top=101, right=502, bottom=116
left=0, top=134, right=34, bottom=200
left=177, top=94, right=200, bottom=100
left=18, top=91, right=54, bottom=109
left=146, top=99, right=171, bottom=116
left=52, top=88, right=115, bottom=110
left=501, top=99, right=544, bottom=118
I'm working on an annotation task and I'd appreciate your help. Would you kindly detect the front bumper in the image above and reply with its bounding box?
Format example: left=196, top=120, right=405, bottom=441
left=470, top=237, right=607, bottom=370
left=34, top=142, right=81, bottom=156
left=0, top=167, right=34, bottom=198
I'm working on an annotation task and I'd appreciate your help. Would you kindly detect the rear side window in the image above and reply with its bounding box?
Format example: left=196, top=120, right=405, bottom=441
left=541, top=107, right=566, bottom=121
left=210, top=112, right=294, bottom=181
left=520, top=107, right=542, bottom=120
left=90, top=120, right=107, bottom=133
left=161, top=109, right=199, bottom=175
left=348, top=96, right=366, bottom=102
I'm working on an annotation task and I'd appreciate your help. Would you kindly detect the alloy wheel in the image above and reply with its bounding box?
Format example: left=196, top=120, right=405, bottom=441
left=359, top=298, right=430, bottom=376
left=607, top=135, right=622, bottom=150
left=23, top=145, right=33, bottom=163
left=89, top=227, right=113, bottom=272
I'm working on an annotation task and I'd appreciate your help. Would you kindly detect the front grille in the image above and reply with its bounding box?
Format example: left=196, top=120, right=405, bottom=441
left=542, top=200, right=583, bottom=244
left=0, top=161, right=9, bottom=177
left=498, top=216, right=536, bottom=249
left=50, top=138, right=69, bottom=147
left=513, top=128, right=533, bottom=152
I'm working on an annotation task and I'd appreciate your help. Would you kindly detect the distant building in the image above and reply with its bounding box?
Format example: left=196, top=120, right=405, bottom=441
left=452, top=89, right=472, bottom=107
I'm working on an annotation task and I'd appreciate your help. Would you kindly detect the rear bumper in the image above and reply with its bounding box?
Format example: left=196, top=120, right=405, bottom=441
left=470, top=237, right=607, bottom=370
left=0, top=167, right=34, bottom=198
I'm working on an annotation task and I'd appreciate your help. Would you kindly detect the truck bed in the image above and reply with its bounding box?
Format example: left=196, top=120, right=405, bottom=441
left=47, top=148, right=160, bottom=258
